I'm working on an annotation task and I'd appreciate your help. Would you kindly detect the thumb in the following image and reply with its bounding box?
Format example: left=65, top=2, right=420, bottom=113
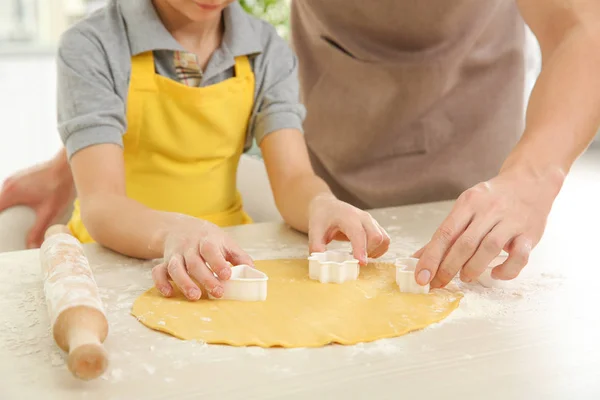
left=414, top=249, right=434, bottom=286
left=308, top=223, right=327, bottom=255
left=26, top=207, right=56, bottom=249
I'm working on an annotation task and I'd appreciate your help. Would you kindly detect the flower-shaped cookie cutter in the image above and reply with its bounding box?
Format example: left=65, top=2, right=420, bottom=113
left=308, top=251, right=359, bottom=283
left=476, top=252, right=509, bottom=288
left=209, top=265, right=268, bottom=301
left=395, top=257, right=430, bottom=294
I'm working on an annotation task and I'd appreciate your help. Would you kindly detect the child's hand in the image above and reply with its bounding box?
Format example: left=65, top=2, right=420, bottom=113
left=151, top=218, right=254, bottom=301
left=308, top=194, right=390, bottom=265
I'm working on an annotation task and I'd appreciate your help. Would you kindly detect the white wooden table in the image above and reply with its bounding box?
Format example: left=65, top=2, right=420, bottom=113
left=1, top=181, right=599, bottom=399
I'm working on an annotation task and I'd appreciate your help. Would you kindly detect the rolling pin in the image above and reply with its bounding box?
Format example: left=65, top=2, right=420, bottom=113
left=40, top=224, right=109, bottom=380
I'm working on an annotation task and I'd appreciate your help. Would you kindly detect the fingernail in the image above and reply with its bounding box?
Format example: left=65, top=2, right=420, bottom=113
left=188, top=288, right=200, bottom=300
left=218, top=269, right=231, bottom=280
left=211, top=286, right=224, bottom=298
left=417, top=270, right=431, bottom=285
left=159, top=286, right=172, bottom=296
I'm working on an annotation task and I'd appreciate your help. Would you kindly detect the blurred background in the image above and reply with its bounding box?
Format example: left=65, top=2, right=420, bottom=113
left=0, top=0, right=596, bottom=183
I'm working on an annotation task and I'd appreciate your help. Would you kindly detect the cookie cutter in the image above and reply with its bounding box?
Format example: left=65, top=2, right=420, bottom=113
left=308, top=251, right=359, bottom=283
left=395, top=257, right=430, bottom=294
left=476, top=253, right=509, bottom=288
left=208, top=265, right=268, bottom=301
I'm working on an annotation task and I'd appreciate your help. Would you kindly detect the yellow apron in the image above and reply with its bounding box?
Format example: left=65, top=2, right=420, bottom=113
left=68, top=52, right=254, bottom=243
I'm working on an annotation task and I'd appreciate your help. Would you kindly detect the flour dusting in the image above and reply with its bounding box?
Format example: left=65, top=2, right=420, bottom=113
left=350, top=339, right=405, bottom=356
left=427, top=271, right=565, bottom=327
left=245, top=346, right=268, bottom=357
left=142, top=364, right=156, bottom=375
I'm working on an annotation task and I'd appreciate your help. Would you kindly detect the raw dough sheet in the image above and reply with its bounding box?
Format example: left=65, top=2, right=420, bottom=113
left=131, top=259, right=462, bottom=347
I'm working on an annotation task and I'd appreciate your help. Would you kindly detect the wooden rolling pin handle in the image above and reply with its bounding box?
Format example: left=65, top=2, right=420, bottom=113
left=42, top=224, right=109, bottom=381
left=66, top=329, right=109, bottom=381
left=54, top=306, right=109, bottom=381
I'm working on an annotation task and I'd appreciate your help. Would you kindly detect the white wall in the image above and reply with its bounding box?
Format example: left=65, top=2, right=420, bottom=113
left=0, top=56, right=61, bottom=181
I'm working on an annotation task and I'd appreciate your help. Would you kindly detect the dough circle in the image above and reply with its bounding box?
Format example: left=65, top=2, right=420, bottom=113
left=131, top=259, right=462, bottom=347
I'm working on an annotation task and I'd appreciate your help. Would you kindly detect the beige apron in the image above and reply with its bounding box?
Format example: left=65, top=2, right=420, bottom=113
left=291, top=0, right=525, bottom=209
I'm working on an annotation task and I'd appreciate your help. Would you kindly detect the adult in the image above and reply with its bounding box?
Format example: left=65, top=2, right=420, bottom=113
left=291, top=0, right=600, bottom=287
left=1, top=0, right=599, bottom=289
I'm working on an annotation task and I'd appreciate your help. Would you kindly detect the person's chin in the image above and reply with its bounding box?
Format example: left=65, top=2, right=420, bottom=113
left=186, top=6, right=224, bottom=21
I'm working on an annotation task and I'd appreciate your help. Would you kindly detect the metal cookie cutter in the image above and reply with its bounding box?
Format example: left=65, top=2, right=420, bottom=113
left=395, top=257, right=430, bottom=294
left=209, top=265, right=268, bottom=301
left=477, top=252, right=509, bottom=288
left=308, top=251, right=360, bottom=283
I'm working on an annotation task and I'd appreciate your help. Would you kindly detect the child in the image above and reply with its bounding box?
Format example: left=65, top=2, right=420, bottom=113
left=57, top=0, right=389, bottom=301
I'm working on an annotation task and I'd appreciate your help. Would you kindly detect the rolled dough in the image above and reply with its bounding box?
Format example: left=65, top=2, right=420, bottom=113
left=131, top=259, right=462, bottom=347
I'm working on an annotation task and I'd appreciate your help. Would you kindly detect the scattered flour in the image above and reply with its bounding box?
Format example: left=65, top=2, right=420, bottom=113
left=264, top=365, right=294, bottom=377
left=427, top=272, right=565, bottom=328
left=102, top=368, right=124, bottom=383
left=142, top=363, right=156, bottom=375
left=349, top=339, right=404, bottom=357
left=246, top=346, right=268, bottom=357
left=50, top=351, right=65, bottom=367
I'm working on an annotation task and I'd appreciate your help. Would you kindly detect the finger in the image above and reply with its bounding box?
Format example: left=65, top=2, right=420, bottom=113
left=361, top=216, right=386, bottom=258
left=432, top=215, right=497, bottom=287
left=151, top=262, right=173, bottom=297
left=199, top=240, right=231, bottom=281
left=366, top=219, right=390, bottom=259
left=491, top=235, right=532, bottom=280
left=459, top=222, right=514, bottom=283
left=184, top=247, right=223, bottom=298
left=166, top=254, right=201, bottom=301
left=26, top=206, right=56, bottom=249
left=224, top=238, right=255, bottom=267
left=308, top=222, right=328, bottom=254
left=339, top=220, right=368, bottom=265
left=369, top=235, right=390, bottom=258
left=414, top=207, right=473, bottom=286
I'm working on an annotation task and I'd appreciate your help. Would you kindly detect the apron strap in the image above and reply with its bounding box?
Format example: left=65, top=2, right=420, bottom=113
left=130, top=52, right=158, bottom=92
left=234, top=56, right=252, bottom=80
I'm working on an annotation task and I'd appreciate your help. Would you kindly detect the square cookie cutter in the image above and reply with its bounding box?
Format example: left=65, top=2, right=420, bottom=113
left=208, top=265, right=268, bottom=301
left=395, top=257, right=430, bottom=294
left=476, top=252, right=509, bottom=288
left=308, top=251, right=360, bottom=284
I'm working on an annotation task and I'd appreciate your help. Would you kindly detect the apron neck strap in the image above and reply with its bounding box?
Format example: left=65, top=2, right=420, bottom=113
left=234, top=56, right=252, bottom=79
left=130, top=52, right=158, bottom=91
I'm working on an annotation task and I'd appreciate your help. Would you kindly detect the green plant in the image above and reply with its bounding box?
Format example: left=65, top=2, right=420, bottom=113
left=238, top=0, right=290, bottom=39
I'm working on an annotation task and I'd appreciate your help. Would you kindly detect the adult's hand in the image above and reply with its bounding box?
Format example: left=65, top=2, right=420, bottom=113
left=0, top=151, right=74, bottom=248
left=414, top=165, right=564, bottom=288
